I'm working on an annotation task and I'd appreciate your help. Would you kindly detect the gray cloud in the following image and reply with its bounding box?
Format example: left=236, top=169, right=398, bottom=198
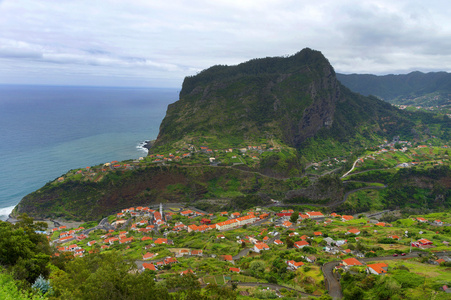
left=0, top=0, right=450, bottom=87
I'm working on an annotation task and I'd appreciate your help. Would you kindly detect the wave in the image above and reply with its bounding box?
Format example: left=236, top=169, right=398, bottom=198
left=136, top=141, right=149, bottom=154
left=0, top=205, right=16, bottom=221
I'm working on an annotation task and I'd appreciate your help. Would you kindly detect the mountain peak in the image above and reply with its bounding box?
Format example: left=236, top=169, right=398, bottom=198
left=154, top=48, right=340, bottom=150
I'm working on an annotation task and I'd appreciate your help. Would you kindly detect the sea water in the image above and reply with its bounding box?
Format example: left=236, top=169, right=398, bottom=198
left=0, top=84, right=178, bottom=220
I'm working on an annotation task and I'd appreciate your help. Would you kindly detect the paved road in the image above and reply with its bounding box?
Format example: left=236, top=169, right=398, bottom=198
left=341, top=157, right=361, bottom=178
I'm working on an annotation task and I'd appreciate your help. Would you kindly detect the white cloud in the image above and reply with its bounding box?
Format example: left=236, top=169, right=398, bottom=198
left=0, top=0, right=450, bottom=86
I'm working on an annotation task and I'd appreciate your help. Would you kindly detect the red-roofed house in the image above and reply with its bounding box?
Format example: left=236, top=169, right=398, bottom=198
left=143, top=252, right=156, bottom=260
left=306, top=211, right=324, bottom=219
left=164, top=257, right=178, bottom=265
left=282, top=221, right=293, bottom=228
left=294, top=241, right=309, bottom=249
left=286, top=260, right=304, bottom=270
left=274, top=239, right=284, bottom=245
left=142, top=263, right=157, bottom=271
left=347, top=228, right=361, bottom=235
left=229, top=267, right=241, bottom=273
left=216, top=219, right=237, bottom=231
left=341, top=215, right=354, bottom=222
left=367, top=263, right=388, bottom=275
left=412, top=238, right=433, bottom=248
left=180, top=269, right=194, bottom=276
left=254, top=243, right=270, bottom=253
left=342, top=258, right=363, bottom=266
left=221, top=255, right=233, bottom=262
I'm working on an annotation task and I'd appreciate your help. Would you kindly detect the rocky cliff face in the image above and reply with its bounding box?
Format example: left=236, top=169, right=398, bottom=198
left=153, top=48, right=343, bottom=149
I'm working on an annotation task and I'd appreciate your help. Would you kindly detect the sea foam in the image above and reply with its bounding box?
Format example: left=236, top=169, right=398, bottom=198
left=0, top=205, right=15, bottom=221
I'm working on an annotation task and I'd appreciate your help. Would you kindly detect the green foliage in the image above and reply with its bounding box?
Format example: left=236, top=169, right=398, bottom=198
left=391, top=269, right=425, bottom=288
left=0, top=271, right=45, bottom=300
left=50, top=252, right=169, bottom=300
left=0, top=215, right=51, bottom=283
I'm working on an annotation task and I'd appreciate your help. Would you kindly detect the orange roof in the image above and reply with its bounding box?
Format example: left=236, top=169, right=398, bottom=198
left=255, top=243, right=269, bottom=250
left=294, top=240, right=309, bottom=247
left=216, top=219, right=237, bottom=227
left=142, top=263, right=156, bottom=271
left=348, top=228, right=360, bottom=234
left=367, top=262, right=388, bottom=274
left=342, top=258, right=363, bottom=266
left=342, top=215, right=354, bottom=221
left=306, top=211, right=324, bottom=216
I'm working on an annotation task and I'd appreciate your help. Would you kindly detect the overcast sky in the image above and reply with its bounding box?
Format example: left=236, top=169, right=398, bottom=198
left=1, top=0, right=450, bottom=87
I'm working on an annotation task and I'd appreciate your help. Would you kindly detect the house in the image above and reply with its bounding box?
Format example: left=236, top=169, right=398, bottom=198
left=180, top=269, right=194, bottom=276
left=412, top=238, right=433, bottom=248
left=306, top=211, right=324, bottom=219
left=305, top=256, right=316, bottom=263
left=254, top=243, right=270, bottom=253
left=187, top=224, right=198, bottom=233
left=141, top=236, right=153, bottom=242
left=434, top=220, right=443, bottom=226
left=388, top=235, right=401, bottom=240
left=154, top=238, right=168, bottom=245
left=286, top=260, right=304, bottom=270
left=367, top=263, right=388, bottom=275
left=416, top=217, right=427, bottom=223
left=142, top=263, right=157, bottom=271
left=294, top=241, right=309, bottom=249
left=87, top=240, right=97, bottom=247
left=119, top=237, right=133, bottom=244
left=341, top=215, right=354, bottom=222
left=221, top=255, right=234, bottom=262
left=180, top=210, right=194, bottom=217
left=68, top=244, right=80, bottom=252
left=347, top=228, right=361, bottom=235
left=143, top=252, right=157, bottom=260
left=323, top=237, right=335, bottom=245
left=276, top=213, right=292, bottom=220
left=229, top=267, right=241, bottom=273
left=236, top=215, right=257, bottom=226
left=282, top=221, right=293, bottom=228
left=190, top=249, right=203, bottom=256
left=274, top=239, right=284, bottom=245
left=164, top=257, right=178, bottom=265
left=314, top=231, right=323, bottom=237
left=342, top=258, right=363, bottom=266
left=104, top=237, right=119, bottom=245
left=216, top=219, right=238, bottom=231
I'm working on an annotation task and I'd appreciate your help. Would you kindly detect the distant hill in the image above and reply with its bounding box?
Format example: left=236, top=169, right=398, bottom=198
left=337, top=71, right=451, bottom=106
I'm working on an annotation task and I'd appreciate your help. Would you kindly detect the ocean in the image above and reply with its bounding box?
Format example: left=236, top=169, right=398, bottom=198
left=0, top=84, right=178, bottom=220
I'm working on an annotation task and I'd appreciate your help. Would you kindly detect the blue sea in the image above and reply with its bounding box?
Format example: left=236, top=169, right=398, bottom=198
left=0, top=84, right=178, bottom=220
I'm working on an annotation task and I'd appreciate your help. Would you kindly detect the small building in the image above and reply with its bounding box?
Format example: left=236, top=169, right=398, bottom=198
left=254, top=243, right=270, bottom=253
left=294, top=241, right=309, bottom=249
left=367, top=263, right=388, bottom=275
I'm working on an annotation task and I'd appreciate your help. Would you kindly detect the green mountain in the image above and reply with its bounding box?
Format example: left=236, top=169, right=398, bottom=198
left=153, top=49, right=445, bottom=161
left=336, top=71, right=451, bottom=106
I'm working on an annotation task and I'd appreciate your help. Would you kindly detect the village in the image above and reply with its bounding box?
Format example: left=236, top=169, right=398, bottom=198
left=46, top=203, right=451, bottom=298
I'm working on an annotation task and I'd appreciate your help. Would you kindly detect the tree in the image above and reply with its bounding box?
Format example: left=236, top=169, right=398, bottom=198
left=290, top=211, right=299, bottom=223
left=249, top=260, right=266, bottom=278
